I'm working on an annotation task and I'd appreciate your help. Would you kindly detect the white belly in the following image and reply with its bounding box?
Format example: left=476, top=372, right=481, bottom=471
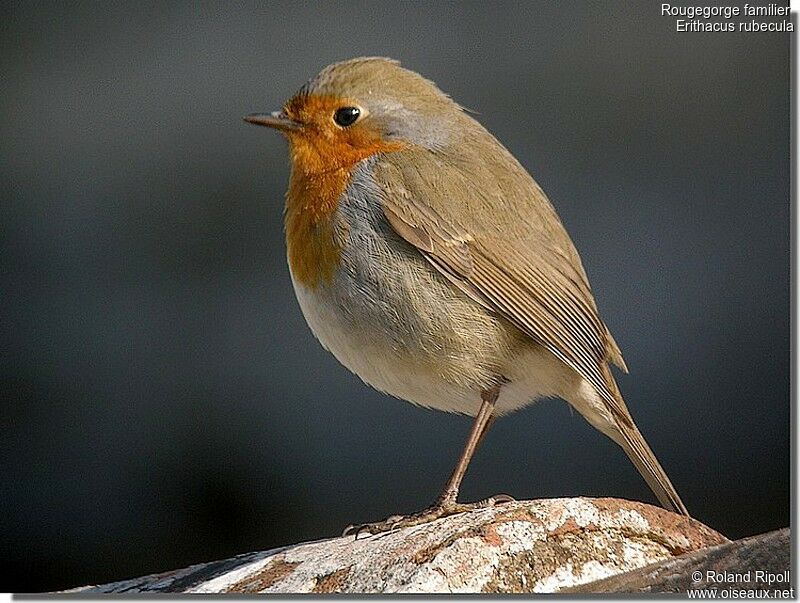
left=291, top=276, right=578, bottom=417
left=292, top=277, right=481, bottom=415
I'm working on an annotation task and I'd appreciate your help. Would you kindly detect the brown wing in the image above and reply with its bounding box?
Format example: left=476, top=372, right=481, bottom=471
left=374, top=145, right=629, bottom=421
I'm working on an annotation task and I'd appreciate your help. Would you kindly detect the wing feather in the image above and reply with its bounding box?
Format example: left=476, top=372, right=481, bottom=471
left=374, top=147, right=629, bottom=420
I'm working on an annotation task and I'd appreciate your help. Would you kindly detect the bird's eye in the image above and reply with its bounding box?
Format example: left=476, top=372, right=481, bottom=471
left=333, top=106, right=361, bottom=127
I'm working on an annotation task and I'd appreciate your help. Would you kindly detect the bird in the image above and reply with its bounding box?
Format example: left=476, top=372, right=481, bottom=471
left=244, top=56, right=689, bottom=534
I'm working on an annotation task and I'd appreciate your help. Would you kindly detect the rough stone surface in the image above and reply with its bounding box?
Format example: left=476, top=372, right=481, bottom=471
left=64, top=497, right=727, bottom=594
left=568, top=528, right=791, bottom=594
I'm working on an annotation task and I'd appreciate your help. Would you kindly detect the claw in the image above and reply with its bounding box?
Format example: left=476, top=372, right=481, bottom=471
left=474, top=493, right=516, bottom=508
left=388, top=517, right=406, bottom=531
left=340, top=495, right=516, bottom=536
left=342, top=523, right=367, bottom=539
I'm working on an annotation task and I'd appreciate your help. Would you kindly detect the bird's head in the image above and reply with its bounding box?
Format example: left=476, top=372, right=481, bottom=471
left=245, top=57, right=461, bottom=175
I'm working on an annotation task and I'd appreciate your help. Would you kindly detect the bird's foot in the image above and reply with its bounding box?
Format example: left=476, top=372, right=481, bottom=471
left=342, top=493, right=515, bottom=538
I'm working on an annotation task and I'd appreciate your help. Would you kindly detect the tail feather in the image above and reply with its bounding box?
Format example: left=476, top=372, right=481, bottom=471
left=618, top=422, right=689, bottom=516
left=573, top=365, right=690, bottom=516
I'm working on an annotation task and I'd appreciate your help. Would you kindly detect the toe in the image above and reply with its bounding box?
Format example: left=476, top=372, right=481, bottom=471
left=342, top=523, right=370, bottom=538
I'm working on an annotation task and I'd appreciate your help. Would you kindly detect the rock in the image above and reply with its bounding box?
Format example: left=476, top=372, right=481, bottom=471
left=64, top=497, right=726, bottom=594
left=567, top=527, right=791, bottom=594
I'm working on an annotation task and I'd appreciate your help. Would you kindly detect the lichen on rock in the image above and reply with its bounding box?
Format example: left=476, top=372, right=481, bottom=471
left=65, top=497, right=728, bottom=594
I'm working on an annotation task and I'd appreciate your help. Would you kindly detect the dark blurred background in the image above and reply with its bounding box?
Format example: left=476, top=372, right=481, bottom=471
left=2, top=1, right=790, bottom=593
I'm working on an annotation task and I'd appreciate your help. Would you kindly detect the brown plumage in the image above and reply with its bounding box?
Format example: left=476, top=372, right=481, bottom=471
left=245, top=56, right=688, bottom=533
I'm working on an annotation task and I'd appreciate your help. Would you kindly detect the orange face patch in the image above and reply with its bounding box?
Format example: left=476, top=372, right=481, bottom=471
left=282, top=94, right=405, bottom=288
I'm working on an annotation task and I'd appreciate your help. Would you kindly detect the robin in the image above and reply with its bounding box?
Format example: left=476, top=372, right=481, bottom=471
left=244, top=57, right=689, bottom=534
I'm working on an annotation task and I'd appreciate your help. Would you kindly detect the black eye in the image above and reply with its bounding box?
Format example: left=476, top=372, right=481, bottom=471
left=333, top=106, right=360, bottom=127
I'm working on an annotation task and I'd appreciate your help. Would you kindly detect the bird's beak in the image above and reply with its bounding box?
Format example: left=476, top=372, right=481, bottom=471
left=243, top=111, right=301, bottom=131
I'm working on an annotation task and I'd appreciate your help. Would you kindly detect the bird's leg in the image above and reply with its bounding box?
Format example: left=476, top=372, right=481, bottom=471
left=475, top=413, right=496, bottom=452
left=434, top=386, right=499, bottom=507
left=343, top=385, right=513, bottom=537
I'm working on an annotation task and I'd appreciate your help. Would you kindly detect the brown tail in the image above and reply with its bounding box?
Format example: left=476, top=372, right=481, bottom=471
left=577, top=364, right=690, bottom=516
left=617, top=421, right=689, bottom=516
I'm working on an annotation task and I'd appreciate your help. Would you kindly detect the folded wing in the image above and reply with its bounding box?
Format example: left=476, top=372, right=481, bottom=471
left=374, top=146, right=630, bottom=422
